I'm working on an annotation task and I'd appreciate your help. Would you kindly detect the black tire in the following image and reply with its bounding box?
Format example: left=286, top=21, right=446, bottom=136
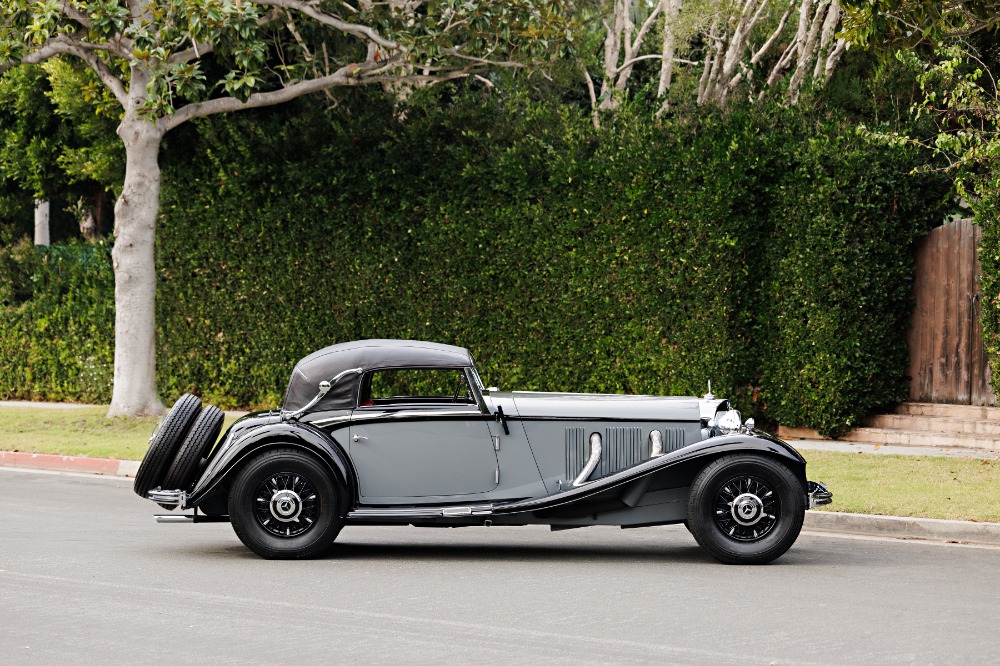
left=686, top=454, right=805, bottom=565
left=228, top=448, right=344, bottom=559
left=133, top=394, right=202, bottom=498
left=160, top=405, right=225, bottom=491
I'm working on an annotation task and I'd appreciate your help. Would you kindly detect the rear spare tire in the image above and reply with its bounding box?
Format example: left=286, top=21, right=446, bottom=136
left=133, top=394, right=202, bottom=498
left=160, top=405, right=225, bottom=491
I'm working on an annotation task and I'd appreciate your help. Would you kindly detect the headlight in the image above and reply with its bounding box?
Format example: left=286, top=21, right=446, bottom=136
left=716, top=409, right=743, bottom=434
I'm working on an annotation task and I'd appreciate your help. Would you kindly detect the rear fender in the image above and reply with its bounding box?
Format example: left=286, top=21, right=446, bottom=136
left=186, top=421, right=357, bottom=512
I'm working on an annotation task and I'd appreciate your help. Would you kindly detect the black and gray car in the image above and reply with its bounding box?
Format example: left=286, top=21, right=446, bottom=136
left=136, top=339, right=832, bottom=564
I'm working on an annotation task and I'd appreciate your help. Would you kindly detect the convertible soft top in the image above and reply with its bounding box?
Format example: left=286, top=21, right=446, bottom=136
left=283, top=339, right=473, bottom=412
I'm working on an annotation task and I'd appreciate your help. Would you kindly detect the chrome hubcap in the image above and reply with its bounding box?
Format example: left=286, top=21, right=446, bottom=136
left=269, top=489, right=303, bottom=522
left=730, top=492, right=764, bottom=526
left=713, top=475, right=779, bottom=542
left=254, top=473, right=319, bottom=538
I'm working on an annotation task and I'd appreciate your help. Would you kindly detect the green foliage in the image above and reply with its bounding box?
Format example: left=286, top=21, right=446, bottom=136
left=758, top=125, right=947, bottom=436
left=0, top=235, right=114, bottom=403
left=0, top=91, right=948, bottom=433
left=841, top=1, right=1000, bottom=50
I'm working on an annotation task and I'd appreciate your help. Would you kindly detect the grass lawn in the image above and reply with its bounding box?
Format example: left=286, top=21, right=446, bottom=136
left=0, top=405, right=242, bottom=461
left=2, top=405, right=999, bottom=522
left=803, top=449, right=1000, bottom=523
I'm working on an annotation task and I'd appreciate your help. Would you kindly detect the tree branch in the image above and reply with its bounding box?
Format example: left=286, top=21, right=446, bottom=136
left=613, top=53, right=667, bottom=75
left=18, top=38, right=128, bottom=105
left=159, top=58, right=443, bottom=132
left=168, top=41, right=215, bottom=64
left=254, top=0, right=399, bottom=51
left=581, top=63, right=600, bottom=129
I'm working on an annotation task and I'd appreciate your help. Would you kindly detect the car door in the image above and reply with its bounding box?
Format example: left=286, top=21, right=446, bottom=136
left=348, top=368, right=499, bottom=502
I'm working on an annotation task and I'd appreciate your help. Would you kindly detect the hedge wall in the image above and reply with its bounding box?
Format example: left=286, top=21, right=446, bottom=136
left=0, top=93, right=949, bottom=435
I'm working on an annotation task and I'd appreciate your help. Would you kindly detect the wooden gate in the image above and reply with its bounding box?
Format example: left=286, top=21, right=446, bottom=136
left=907, top=218, right=996, bottom=405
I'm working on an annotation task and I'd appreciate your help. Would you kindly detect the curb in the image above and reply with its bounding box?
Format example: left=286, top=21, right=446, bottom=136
left=805, top=510, right=1000, bottom=546
left=4, top=451, right=1000, bottom=546
left=0, top=451, right=139, bottom=478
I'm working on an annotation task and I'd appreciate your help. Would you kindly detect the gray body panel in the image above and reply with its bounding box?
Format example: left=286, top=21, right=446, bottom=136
left=348, top=406, right=499, bottom=501
left=501, top=391, right=703, bottom=492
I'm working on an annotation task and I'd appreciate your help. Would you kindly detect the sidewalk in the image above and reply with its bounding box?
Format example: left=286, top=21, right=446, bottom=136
left=0, top=399, right=250, bottom=417
left=792, top=438, right=1000, bottom=459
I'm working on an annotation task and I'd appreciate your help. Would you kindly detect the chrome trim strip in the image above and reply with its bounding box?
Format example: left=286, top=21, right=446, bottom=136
left=465, top=367, right=490, bottom=415
left=349, top=409, right=483, bottom=422
left=155, top=515, right=194, bottom=523
left=573, top=432, right=602, bottom=487
left=283, top=367, right=363, bottom=421
left=309, top=415, right=353, bottom=428
left=314, top=409, right=484, bottom=428
left=348, top=504, right=493, bottom=519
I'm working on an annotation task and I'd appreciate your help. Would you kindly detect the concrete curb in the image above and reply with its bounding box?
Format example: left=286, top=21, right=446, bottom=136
left=0, top=451, right=139, bottom=478
left=805, top=510, right=1000, bottom=546
left=4, top=451, right=1000, bottom=546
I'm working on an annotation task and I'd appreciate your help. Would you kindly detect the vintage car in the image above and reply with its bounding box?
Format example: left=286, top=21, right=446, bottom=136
left=134, top=339, right=831, bottom=564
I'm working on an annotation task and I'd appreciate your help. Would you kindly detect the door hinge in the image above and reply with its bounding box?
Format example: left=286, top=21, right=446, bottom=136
left=492, top=435, right=500, bottom=451
left=495, top=467, right=499, bottom=485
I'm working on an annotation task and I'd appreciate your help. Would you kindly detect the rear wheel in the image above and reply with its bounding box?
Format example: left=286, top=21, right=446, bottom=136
left=686, top=454, right=805, bottom=565
left=228, top=448, right=344, bottom=559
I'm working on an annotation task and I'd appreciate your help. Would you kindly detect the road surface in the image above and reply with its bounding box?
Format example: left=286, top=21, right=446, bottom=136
left=2, top=468, right=998, bottom=664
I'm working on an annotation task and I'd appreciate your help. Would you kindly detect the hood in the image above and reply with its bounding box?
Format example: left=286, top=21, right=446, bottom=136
left=510, top=391, right=701, bottom=422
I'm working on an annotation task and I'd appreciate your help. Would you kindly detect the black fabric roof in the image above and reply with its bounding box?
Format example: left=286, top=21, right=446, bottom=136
left=283, top=339, right=473, bottom=412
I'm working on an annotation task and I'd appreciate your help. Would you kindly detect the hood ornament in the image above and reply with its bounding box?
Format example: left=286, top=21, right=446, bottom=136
left=703, top=380, right=715, bottom=401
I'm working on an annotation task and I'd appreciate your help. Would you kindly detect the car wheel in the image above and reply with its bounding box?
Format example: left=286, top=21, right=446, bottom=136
left=160, top=405, right=225, bottom=492
left=686, top=454, right=805, bottom=565
left=133, top=393, right=202, bottom=498
left=228, top=448, right=344, bottom=560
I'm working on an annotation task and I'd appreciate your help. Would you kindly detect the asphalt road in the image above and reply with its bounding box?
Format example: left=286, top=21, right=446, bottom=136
left=2, top=468, right=999, bottom=665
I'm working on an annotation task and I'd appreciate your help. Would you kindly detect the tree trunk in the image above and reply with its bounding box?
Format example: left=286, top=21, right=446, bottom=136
left=78, top=196, right=103, bottom=243
left=106, top=118, right=165, bottom=417
left=34, top=199, right=50, bottom=246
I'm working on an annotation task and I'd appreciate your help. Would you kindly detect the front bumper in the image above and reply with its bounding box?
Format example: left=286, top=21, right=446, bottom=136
left=807, top=480, right=832, bottom=509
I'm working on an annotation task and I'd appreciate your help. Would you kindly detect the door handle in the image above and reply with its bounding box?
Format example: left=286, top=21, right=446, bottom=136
left=352, top=435, right=368, bottom=443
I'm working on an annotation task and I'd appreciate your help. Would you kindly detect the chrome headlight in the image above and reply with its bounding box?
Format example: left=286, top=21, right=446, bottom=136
left=716, top=409, right=743, bottom=434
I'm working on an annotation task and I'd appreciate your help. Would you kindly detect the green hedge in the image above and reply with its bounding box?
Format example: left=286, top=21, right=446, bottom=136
left=0, top=94, right=949, bottom=434
left=0, top=234, right=114, bottom=403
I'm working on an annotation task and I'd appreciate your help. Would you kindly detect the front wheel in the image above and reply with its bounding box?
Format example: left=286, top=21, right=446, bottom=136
left=228, top=448, right=344, bottom=559
left=687, top=454, right=805, bottom=565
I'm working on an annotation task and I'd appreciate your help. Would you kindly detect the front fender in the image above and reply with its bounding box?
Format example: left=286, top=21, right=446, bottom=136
left=494, top=431, right=808, bottom=516
left=186, top=420, right=357, bottom=511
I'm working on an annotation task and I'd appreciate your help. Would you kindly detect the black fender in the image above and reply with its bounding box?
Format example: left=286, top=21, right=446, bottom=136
left=493, top=431, right=808, bottom=517
left=186, top=419, right=358, bottom=513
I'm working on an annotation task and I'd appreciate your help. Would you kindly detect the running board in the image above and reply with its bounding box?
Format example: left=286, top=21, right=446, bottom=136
left=348, top=504, right=494, bottom=520
left=155, top=514, right=230, bottom=524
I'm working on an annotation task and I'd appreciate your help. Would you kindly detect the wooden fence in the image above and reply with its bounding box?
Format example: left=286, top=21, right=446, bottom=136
left=907, top=218, right=996, bottom=405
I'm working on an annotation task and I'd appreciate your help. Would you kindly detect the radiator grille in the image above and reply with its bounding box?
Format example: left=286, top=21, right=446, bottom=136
left=565, top=426, right=686, bottom=481
left=597, top=427, right=643, bottom=478
left=663, top=428, right=685, bottom=454
left=564, top=427, right=586, bottom=480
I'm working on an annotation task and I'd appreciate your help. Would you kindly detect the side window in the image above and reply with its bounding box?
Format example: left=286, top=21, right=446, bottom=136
left=365, top=368, right=472, bottom=405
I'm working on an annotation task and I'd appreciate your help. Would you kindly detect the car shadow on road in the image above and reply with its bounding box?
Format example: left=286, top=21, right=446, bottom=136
left=322, top=540, right=714, bottom=565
